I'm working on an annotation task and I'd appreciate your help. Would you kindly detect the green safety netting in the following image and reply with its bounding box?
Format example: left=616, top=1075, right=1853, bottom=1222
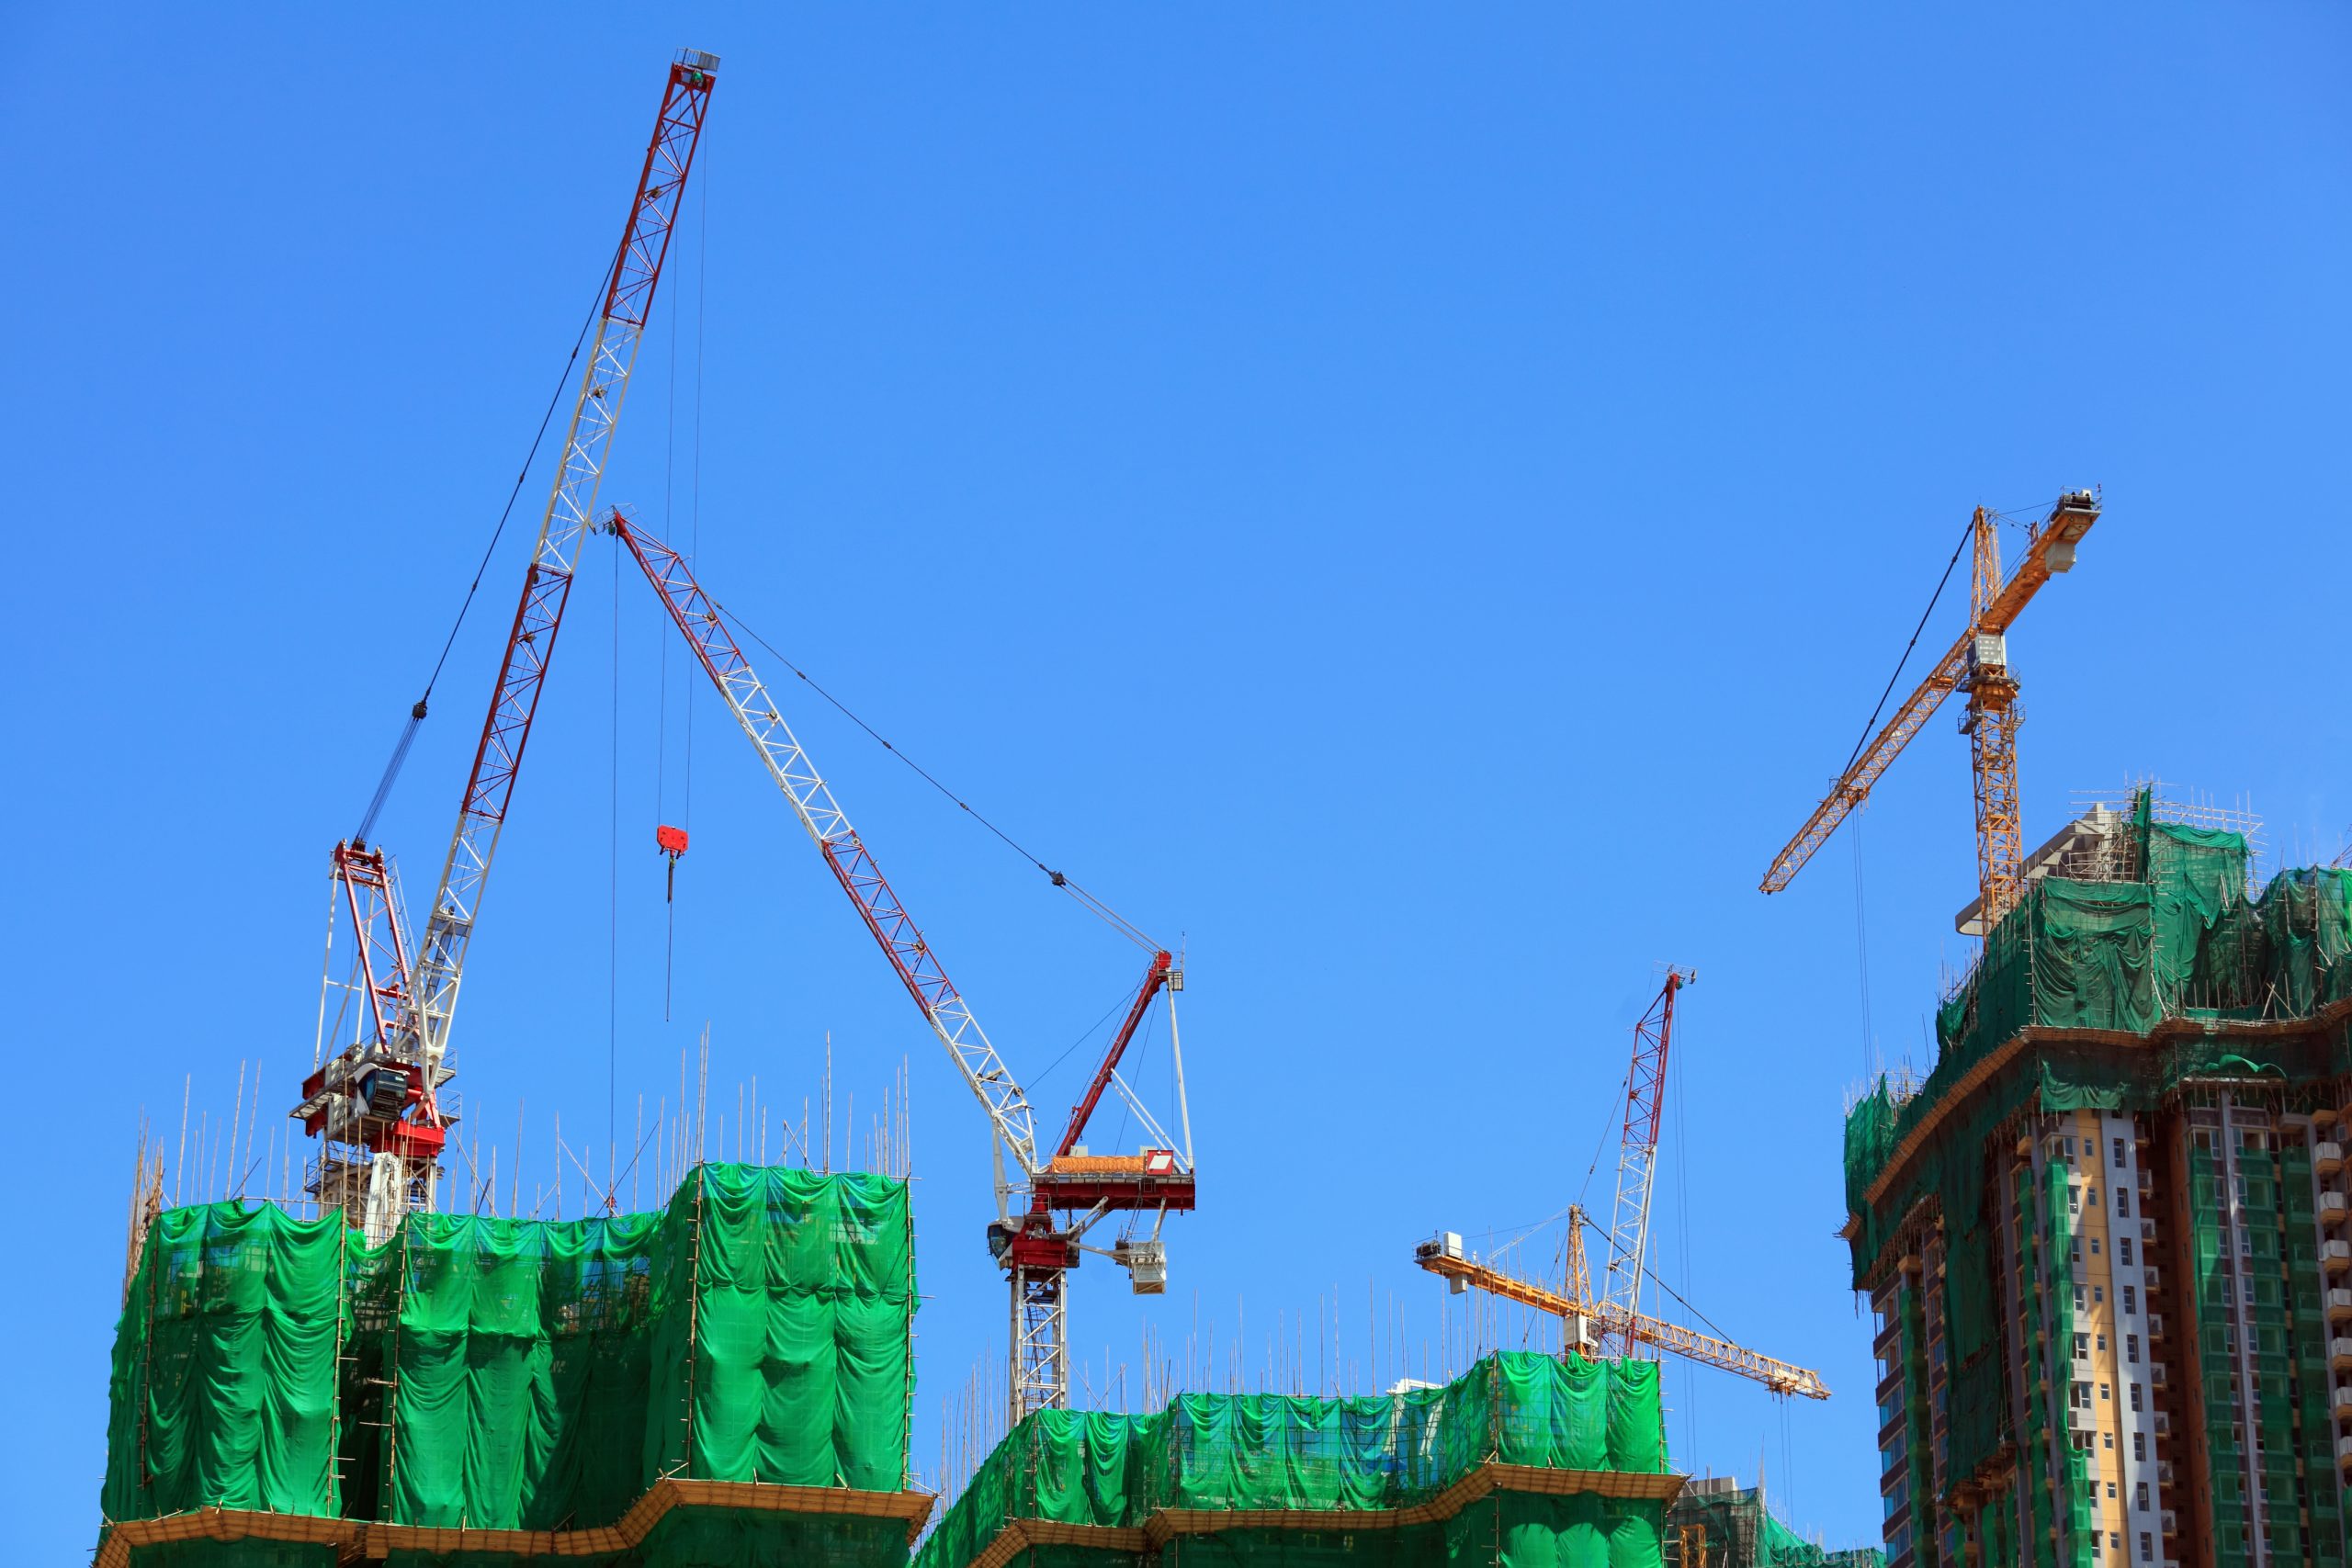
left=102, top=1165, right=914, bottom=1551
left=916, top=1353, right=1667, bottom=1568
left=103, top=1201, right=346, bottom=1522
left=1665, top=1484, right=1883, bottom=1568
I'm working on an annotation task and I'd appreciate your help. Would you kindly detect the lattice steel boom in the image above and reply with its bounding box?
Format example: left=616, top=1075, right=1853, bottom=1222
left=401, top=53, right=718, bottom=1112
left=1602, top=969, right=1689, bottom=1338
left=605, top=510, right=1196, bottom=1424
left=603, top=512, right=1043, bottom=1179
left=1413, top=1240, right=1829, bottom=1401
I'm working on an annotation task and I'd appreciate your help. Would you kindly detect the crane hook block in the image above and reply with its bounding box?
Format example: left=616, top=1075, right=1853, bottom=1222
left=656, top=824, right=689, bottom=858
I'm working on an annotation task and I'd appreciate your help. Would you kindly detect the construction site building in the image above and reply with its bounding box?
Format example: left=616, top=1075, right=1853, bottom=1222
left=1845, top=791, right=2352, bottom=1568
left=96, top=1163, right=928, bottom=1567
left=1670, top=1477, right=1884, bottom=1568
left=914, top=1350, right=1682, bottom=1568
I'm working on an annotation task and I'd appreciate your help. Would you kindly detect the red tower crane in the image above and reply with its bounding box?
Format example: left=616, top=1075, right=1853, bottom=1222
left=295, top=51, right=719, bottom=1237
left=604, top=510, right=1196, bottom=1421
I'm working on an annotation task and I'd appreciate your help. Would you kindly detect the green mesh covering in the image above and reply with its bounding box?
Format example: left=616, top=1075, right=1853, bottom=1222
left=102, top=1201, right=347, bottom=1522
left=100, top=1166, right=913, bottom=1550
left=917, top=1354, right=1668, bottom=1568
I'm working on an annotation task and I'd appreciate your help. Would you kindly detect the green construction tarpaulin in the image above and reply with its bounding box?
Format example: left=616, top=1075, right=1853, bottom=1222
left=100, top=1165, right=913, bottom=1545
left=103, top=1201, right=345, bottom=1522
left=916, top=1353, right=1668, bottom=1568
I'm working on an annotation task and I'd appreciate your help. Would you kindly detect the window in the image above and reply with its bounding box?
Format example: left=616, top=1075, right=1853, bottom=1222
left=2118, top=1187, right=2131, bottom=1216
left=2110, top=1534, right=2120, bottom=1553
left=2244, top=1277, right=2256, bottom=1305
left=2071, top=1184, right=2083, bottom=1213
left=2075, top=1333, right=2091, bottom=1360
left=2135, top=1482, right=2149, bottom=1510
left=2090, top=1187, right=2099, bottom=1207
left=2122, top=1286, right=2137, bottom=1314
left=2098, top=1334, right=2109, bottom=1353
left=2074, top=1381, right=2093, bottom=1408
left=2074, top=1240, right=2085, bottom=1263
left=2092, top=1237, right=2103, bottom=1256
left=2075, top=1285, right=2088, bottom=1312
left=2103, top=1431, right=2114, bottom=1450
left=2140, top=1531, right=2153, bottom=1563
left=2132, top=1432, right=2145, bottom=1461
left=2100, top=1382, right=2111, bottom=1401
left=2127, top=1334, right=2140, bottom=1365
left=2107, top=1482, right=2117, bottom=1499
left=2129, top=1383, right=2143, bottom=1412
left=2120, top=1238, right=2134, bottom=1265
left=2094, top=1285, right=2105, bottom=1303
left=2114, top=1137, right=2127, bottom=1168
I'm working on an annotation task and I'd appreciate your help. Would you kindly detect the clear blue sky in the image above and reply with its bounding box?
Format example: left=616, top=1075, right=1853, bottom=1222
left=5, top=5, right=2347, bottom=1554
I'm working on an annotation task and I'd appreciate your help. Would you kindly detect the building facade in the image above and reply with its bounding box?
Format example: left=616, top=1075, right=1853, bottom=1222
left=1848, top=797, right=2352, bottom=1568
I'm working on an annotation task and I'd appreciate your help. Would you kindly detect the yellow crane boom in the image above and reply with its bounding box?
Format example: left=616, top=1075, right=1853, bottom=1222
left=1412, top=1224, right=1829, bottom=1402
left=1759, top=491, right=2101, bottom=929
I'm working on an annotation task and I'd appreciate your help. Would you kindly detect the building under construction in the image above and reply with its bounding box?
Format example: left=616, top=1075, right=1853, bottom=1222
left=1845, top=791, right=2352, bottom=1568
left=97, top=1163, right=929, bottom=1566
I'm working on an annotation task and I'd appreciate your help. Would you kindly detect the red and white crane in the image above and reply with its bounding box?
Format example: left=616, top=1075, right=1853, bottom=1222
left=296, top=51, right=719, bottom=1237
left=605, top=511, right=1196, bottom=1420
left=1600, top=966, right=1688, bottom=1342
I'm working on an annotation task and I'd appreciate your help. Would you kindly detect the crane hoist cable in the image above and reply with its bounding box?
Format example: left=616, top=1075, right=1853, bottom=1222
left=350, top=265, right=615, bottom=847
left=714, top=602, right=1162, bottom=953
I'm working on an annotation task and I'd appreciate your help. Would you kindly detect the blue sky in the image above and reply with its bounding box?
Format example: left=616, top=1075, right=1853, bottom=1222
left=5, top=5, right=2347, bottom=1553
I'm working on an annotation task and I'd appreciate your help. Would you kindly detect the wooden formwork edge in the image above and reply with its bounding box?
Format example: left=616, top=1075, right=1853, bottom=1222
left=93, top=1478, right=940, bottom=1568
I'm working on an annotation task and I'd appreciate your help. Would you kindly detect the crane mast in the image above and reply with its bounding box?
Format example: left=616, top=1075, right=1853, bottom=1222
left=605, top=510, right=1195, bottom=1423
left=294, top=52, right=718, bottom=1236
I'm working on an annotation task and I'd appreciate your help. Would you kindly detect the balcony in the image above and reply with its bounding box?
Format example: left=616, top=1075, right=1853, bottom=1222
left=2337, top=1434, right=2352, bottom=1469
left=2068, top=1404, right=2097, bottom=1431
left=2323, top=1141, right=2346, bottom=1177
left=2149, top=1313, right=2166, bottom=1338
left=2334, top=1337, right=2352, bottom=1373
left=2322, top=1191, right=2349, bottom=1226
left=2330, top=1288, right=2352, bottom=1324
left=2144, top=1265, right=2165, bottom=1290
left=2153, top=1412, right=2172, bottom=1436
left=2330, top=1240, right=2352, bottom=1275
left=2152, top=1363, right=2169, bottom=1387
left=2162, top=1510, right=2178, bottom=1536
left=2157, top=1461, right=2175, bottom=1486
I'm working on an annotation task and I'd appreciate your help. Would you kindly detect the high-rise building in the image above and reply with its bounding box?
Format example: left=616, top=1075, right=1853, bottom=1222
left=1846, top=790, right=2352, bottom=1568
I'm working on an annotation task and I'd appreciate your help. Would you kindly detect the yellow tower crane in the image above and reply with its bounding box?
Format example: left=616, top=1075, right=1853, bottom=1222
left=1414, top=1206, right=1828, bottom=1401
left=1413, top=973, right=1828, bottom=1401
left=1759, top=490, right=2102, bottom=928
